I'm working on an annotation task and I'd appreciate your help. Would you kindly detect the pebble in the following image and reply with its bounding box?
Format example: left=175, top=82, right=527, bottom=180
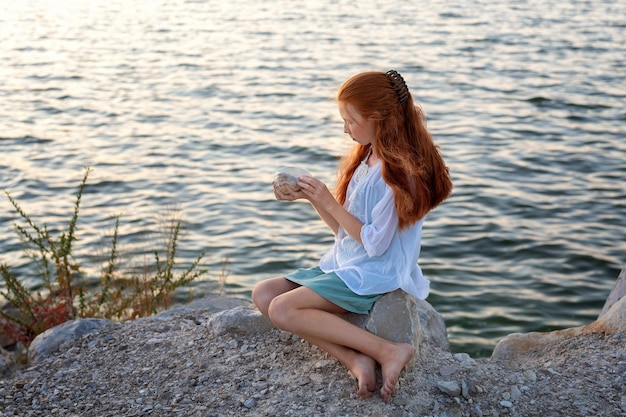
left=315, top=360, right=334, bottom=369
left=510, top=385, right=522, bottom=400
left=461, top=379, right=477, bottom=399
left=440, top=365, right=457, bottom=376
left=252, top=381, right=268, bottom=391
left=454, top=352, right=476, bottom=369
left=437, top=380, right=461, bottom=397
left=523, top=370, right=537, bottom=383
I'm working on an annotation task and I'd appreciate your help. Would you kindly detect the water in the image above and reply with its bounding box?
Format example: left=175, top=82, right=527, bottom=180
left=1, top=0, right=625, bottom=357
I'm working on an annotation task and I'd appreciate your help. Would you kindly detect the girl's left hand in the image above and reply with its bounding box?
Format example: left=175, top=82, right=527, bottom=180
left=297, top=176, right=335, bottom=209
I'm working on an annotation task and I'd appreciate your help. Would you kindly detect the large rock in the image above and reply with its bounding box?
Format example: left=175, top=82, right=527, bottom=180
left=599, top=264, right=626, bottom=318
left=491, top=264, right=626, bottom=362
left=28, top=318, right=118, bottom=364
left=207, top=306, right=275, bottom=337
left=153, top=295, right=250, bottom=320
left=415, top=297, right=450, bottom=350
left=340, top=289, right=449, bottom=350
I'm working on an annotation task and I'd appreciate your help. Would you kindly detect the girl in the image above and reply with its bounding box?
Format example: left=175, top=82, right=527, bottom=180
left=252, top=70, right=452, bottom=402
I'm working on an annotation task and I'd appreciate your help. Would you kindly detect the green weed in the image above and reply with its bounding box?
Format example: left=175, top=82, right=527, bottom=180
left=0, top=167, right=215, bottom=346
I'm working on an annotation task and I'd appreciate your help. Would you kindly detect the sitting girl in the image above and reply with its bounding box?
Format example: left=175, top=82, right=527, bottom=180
left=252, top=70, right=453, bottom=402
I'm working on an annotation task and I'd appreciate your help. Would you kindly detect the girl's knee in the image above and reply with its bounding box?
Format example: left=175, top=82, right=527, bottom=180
left=252, top=277, right=298, bottom=317
left=251, top=282, right=272, bottom=316
left=267, top=295, right=293, bottom=330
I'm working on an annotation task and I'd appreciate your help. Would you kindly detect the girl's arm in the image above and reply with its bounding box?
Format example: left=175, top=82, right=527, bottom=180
left=274, top=176, right=399, bottom=256
left=273, top=176, right=364, bottom=243
left=296, top=176, right=365, bottom=244
left=308, top=199, right=341, bottom=235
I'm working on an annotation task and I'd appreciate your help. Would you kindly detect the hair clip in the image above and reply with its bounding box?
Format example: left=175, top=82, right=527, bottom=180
left=386, top=70, right=409, bottom=104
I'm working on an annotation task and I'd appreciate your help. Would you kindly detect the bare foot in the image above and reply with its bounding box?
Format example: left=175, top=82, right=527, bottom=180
left=379, top=343, right=414, bottom=403
left=348, top=353, right=377, bottom=398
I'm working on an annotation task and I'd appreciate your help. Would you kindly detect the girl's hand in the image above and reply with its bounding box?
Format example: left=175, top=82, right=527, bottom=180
left=296, top=176, right=336, bottom=209
left=273, top=183, right=306, bottom=201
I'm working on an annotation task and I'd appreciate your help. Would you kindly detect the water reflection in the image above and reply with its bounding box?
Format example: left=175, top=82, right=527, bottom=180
left=1, top=0, right=625, bottom=356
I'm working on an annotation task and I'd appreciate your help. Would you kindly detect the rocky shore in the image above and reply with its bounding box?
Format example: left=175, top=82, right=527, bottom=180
left=1, top=267, right=625, bottom=417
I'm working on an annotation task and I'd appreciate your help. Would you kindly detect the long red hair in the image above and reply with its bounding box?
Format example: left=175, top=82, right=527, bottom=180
left=335, top=71, right=452, bottom=229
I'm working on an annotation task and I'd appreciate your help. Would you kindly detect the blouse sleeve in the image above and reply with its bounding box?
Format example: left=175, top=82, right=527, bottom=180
left=360, top=186, right=399, bottom=257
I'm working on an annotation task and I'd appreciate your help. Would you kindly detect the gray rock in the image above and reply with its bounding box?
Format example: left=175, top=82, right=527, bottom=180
left=340, top=289, right=449, bottom=350
left=243, top=398, right=257, bottom=408
left=155, top=295, right=251, bottom=319
left=416, top=298, right=450, bottom=350
left=595, top=288, right=626, bottom=333
left=440, top=365, right=458, bottom=376
left=207, top=306, right=274, bottom=337
left=600, top=264, right=626, bottom=317
left=510, top=385, right=522, bottom=400
left=437, top=380, right=461, bottom=397
left=523, top=370, right=537, bottom=383
left=492, top=265, right=626, bottom=361
left=28, top=318, right=118, bottom=364
left=364, top=289, right=423, bottom=346
left=454, top=352, right=476, bottom=368
left=462, top=379, right=477, bottom=399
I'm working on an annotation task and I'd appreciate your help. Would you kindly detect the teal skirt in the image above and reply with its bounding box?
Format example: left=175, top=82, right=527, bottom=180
left=284, top=266, right=383, bottom=314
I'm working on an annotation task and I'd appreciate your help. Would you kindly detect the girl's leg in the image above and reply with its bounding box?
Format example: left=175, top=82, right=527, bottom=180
left=301, top=333, right=378, bottom=397
left=253, top=277, right=377, bottom=397
left=268, top=286, right=414, bottom=402
left=251, top=276, right=300, bottom=316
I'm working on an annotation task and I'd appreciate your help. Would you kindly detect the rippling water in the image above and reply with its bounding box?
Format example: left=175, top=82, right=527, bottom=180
left=1, top=0, right=625, bottom=356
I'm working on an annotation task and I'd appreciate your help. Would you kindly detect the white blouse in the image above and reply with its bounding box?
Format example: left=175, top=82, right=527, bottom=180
left=319, top=161, right=430, bottom=300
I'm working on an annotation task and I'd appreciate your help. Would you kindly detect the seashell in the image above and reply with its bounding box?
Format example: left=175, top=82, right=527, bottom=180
left=273, top=166, right=311, bottom=194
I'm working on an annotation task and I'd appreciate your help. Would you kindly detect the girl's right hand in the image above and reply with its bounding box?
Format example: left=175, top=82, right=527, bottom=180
left=296, top=175, right=335, bottom=210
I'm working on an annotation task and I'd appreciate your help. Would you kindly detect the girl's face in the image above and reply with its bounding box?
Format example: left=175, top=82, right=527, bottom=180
left=338, top=101, right=375, bottom=146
